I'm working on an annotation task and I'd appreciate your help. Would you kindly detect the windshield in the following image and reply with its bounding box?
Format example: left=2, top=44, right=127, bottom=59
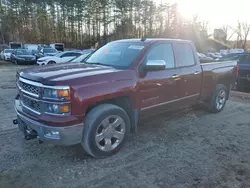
left=4, top=49, right=13, bottom=53
left=85, top=42, right=145, bottom=68
left=43, top=48, right=57, bottom=53
left=16, top=49, right=32, bottom=55
left=71, top=54, right=90, bottom=63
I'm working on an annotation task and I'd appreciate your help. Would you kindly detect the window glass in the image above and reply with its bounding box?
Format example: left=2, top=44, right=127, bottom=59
left=85, top=42, right=145, bottom=68
left=238, top=55, right=250, bottom=64
left=147, top=43, right=175, bottom=69
left=61, top=52, right=77, bottom=57
left=176, top=43, right=195, bottom=67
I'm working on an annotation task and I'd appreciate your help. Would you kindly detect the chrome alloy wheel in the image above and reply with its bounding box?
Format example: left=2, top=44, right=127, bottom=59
left=95, top=115, right=125, bottom=152
left=216, top=89, right=226, bottom=110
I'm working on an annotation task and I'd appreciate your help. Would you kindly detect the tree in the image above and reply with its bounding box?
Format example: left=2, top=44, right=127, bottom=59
left=236, top=22, right=250, bottom=50
left=0, top=0, right=211, bottom=50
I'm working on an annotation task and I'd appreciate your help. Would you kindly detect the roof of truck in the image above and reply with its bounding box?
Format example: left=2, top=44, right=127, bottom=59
left=113, top=38, right=192, bottom=44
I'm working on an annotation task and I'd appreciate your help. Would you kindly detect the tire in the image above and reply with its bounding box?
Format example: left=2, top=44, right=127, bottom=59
left=206, top=84, right=228, bottom=113
left=82, top=104, right=130, bottom=158
left=48, top=61, right=56, bottom=65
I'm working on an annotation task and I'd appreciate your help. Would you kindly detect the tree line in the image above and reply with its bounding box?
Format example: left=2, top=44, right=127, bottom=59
left=0, top=0, right=209, bottom=50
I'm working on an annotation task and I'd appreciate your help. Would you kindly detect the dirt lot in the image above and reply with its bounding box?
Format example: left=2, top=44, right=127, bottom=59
left=1, top=61, right=250, bottom=188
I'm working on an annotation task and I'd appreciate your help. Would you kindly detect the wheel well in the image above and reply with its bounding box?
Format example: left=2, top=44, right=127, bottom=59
left=86, top=96, right=137, bottom=133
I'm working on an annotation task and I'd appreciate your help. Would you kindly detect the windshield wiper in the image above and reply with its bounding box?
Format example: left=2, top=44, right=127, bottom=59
left=84, top=61, right=109, bottom=66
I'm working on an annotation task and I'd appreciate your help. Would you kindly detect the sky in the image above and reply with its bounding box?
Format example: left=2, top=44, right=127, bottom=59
left=156, top=0, right=250, bottom=29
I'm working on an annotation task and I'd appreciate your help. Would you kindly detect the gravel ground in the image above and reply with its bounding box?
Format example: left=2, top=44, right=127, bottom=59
left=1, top=62, right=250, bottom=188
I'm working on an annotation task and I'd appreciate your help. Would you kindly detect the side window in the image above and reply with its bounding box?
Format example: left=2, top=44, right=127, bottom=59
left=71, top=52, right=81, bottom=57
left=61, top=52, right=71, bottom=57
left=62, top=52, right=81, bottom=57
left=176, top=43, right=195, bottom=67
left=147, top=43, right=175, bottom=69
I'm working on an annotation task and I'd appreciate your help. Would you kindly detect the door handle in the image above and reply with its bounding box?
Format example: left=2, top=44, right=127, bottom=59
left=171, top=74, right=179, bottom=79
left=194, top=71, right=200, bottom=75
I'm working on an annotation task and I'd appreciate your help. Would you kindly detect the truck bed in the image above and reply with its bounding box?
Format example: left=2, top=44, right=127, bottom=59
left=200, top=61, right=238, bottom=101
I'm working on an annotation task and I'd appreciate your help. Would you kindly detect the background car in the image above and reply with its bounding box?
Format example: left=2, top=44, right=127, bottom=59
left=82, top=49, right=96, bottom=54
left=37, top=51, right=82, bottom=65
left=3, top=49, right=14, bottom=61
left=197, top=52, right=214, bottom=63
left=10, top=49, right=36, bottom=65
left=207, top=52, right=222, bottom=59
left=217, top=53, right=242, bottom=61
left=39, top=48, right=58, bottom=57
left=70, top=53, right=92, bottom=63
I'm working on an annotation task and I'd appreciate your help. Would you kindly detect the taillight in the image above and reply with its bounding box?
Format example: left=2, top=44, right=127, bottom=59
left=236, top=65, right=239, bottom=77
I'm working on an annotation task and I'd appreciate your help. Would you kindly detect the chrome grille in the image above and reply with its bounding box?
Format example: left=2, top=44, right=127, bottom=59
left=22, top=95, right=41, bottom=114
left=19, top=81, right=40, bottom=96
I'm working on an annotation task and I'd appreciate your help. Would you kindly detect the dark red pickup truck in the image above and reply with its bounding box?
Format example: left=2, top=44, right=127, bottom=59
left=14, top=39, right=238, bottom=158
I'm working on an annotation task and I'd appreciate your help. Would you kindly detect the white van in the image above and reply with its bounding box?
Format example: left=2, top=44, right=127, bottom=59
left=50, top=43, right=64, bottom=52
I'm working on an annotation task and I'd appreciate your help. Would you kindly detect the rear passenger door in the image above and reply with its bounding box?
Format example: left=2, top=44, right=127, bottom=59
left=173, top=43, right=202, bottom=106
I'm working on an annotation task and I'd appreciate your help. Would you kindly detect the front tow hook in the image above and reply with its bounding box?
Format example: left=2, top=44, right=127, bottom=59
left=13, top=119, right=18, bottom=125
left=24, top=129, right=38, bottom=140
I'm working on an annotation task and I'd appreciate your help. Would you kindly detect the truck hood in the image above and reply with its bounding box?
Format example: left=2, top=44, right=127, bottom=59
left=19, top=63, right=126, bottom=85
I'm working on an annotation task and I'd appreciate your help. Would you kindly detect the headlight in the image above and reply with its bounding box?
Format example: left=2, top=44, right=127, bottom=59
left=44, top=103, right=71, bottom=115
left=43, top=88, right=70, bottom=100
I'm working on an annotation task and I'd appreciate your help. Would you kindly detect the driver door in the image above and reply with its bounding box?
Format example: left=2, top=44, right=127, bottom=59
left=137, top=42, right=182, bottom=118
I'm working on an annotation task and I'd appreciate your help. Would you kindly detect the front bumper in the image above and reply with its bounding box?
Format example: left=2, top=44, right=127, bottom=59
left=15, top=99, right=84, bottom=146
left=17, top=60, right=36, bottom=64
left=36, top=61, right=47, bottom=65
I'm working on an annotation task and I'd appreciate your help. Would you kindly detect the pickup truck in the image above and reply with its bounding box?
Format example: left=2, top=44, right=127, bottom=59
left=14, top=39, right=238, bottom=158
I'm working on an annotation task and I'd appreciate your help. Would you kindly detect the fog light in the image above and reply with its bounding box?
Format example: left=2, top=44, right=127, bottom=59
left=44, top=130, right=60, bottom=139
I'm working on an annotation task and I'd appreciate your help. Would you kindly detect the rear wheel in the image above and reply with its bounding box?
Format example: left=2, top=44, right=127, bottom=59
left=82, top=104, right=130, bottom=158
left=206, top=84, right=228, bottom=113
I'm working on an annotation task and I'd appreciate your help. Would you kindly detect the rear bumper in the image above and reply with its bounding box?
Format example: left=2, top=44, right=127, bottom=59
left=15, top=99, right=84, bottom=146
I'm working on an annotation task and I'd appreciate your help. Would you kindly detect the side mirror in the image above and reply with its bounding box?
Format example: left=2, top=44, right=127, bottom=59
left=145, top=60, right=166, bottom=71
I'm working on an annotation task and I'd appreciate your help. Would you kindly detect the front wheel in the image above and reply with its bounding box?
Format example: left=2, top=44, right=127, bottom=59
left=82, top=104, right=130, bottom=158
left=47, top=61, right=56, bottom=65
left=206, top=84, right=228, bottom=113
